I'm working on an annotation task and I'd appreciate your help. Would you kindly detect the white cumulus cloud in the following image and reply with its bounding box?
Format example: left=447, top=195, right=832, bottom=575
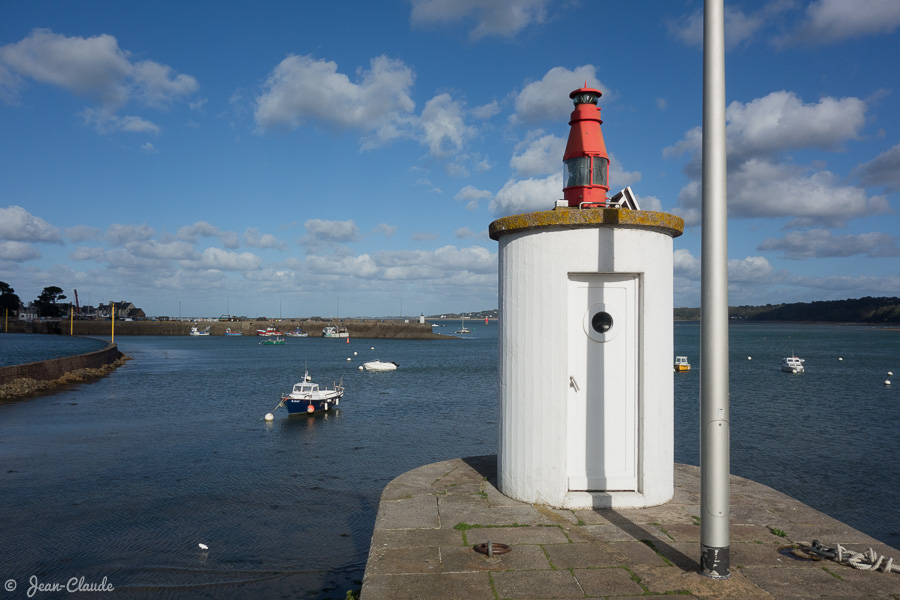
left=510, top=132, right=564, bottom=177
left=0, top=205, right=62, bottom=243
left=666, top=91, right=882, bottom=227
left=785, top=0, right=900, bottom=46
left=0, top=29, right=197, bottom=132
left=758, top=229, right=900, bottom=259
left=0, top=241, right=41, bottom=261
left=194, top=247, right=262, bottom=271
left=254, top=54, right=415, bottom=149
left=511, top=65, right=605, bottom=125
left=245, top=227, right=288, bottom=250
left=489, top=174, right=560, bottom=216
left=409, top=0, right=551, bottom=40
left=454, top=185, right=493, bottom=210
left=105, top=223, right=155, bottom=246
left=854, top=142, right=900, bottom=192
left=420, top=93, right=476, bottom=157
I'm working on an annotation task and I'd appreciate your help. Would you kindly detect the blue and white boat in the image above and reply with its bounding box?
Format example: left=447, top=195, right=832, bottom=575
left=285, top=328, right=308, bottom=337
left=278, top=371, right=344, bottom=415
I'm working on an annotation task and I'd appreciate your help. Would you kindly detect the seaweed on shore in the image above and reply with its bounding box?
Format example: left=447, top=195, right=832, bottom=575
left=0, top=354, right=131, bottom=402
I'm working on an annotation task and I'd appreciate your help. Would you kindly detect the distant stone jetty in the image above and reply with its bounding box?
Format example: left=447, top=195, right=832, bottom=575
left=14, top=318, right=449, bottom=339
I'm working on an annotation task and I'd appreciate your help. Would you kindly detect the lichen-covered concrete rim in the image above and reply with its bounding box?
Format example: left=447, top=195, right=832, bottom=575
left=489, top=208, right=684, bottom=240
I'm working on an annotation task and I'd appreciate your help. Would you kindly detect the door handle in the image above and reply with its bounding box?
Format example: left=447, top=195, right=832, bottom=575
left=569, top=376, right=579, bottom=392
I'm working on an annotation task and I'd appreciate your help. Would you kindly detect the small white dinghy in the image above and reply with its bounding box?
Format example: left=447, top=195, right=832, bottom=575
left=360, top=360, right=399, bottom=372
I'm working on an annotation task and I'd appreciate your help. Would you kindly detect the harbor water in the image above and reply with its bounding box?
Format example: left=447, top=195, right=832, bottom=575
left=0, top=333, right=107, bottom=367
left=0, top=322, right=898, bottom=598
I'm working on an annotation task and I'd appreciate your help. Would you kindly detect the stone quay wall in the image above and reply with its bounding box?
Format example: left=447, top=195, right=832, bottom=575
left=0, top=342, right=122, bottom=385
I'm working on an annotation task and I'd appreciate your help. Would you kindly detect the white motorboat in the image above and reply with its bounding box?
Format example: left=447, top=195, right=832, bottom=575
left=285, top=328, right=308, bottom=337
left=781, top=356, right=805, bottom=373
left=323, top=326, right=349, bottom=338
left=359, top=360, right=399, bottom=371
left=189, top=325, right=210, bottom=336
left=278, top=371, right=344, bottom=415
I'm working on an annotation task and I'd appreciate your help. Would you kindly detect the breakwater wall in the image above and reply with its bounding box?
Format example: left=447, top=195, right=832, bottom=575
left=51, top=319, right=445, bottom=339
left=0, top=342, right=122, bottom=385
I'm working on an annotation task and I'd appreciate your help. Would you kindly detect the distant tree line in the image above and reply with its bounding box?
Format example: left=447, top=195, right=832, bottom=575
left=0, top=281, right=21, bottom=315
left=0, top=282, right=68, bottom=318
left=675, top=296, right=900, bottom=323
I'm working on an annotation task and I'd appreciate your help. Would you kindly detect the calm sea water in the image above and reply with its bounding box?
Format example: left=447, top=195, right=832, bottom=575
left=0, top=322, right=897, bottom=598
left=0, top=333, right=108, bottom=367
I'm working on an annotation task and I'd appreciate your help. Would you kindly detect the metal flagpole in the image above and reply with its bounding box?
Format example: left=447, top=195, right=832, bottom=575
left=700, top=0, right=730, bottom=579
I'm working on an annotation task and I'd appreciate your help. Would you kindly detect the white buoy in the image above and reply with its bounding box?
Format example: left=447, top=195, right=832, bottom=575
left=371, top=347, right=375, bottom=350
left=838, top=357, right=843, bottom=361
left=264, top=413, right=274, bottom=421
left=199, top=543, right=208, bottom=550
left=886, top=380, right=892, bottom=386
left=889, top=371, right=894, bottom=376
left=353, top=351, right=357, bottom=356
left=358, top=365, right=363, bottom=370
left=747, top=356, right=751, bottom=360
left=347, top=357, right=351, bottom=361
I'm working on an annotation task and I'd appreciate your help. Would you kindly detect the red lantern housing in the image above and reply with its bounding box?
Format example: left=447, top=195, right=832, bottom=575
left=563, top=87, right=609, bottom=208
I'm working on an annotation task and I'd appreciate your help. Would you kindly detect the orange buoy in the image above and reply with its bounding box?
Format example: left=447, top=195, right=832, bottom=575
left=307, top=404, right=315, bottom=413
left=346, top=337, right=349, bottom=343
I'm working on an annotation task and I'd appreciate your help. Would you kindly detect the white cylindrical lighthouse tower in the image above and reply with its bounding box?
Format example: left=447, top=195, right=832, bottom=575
left=489, top=87, right=684, bottom=509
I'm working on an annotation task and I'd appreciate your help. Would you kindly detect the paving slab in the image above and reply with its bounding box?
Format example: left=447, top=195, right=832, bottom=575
left=361, top=457, right=900, bottom=599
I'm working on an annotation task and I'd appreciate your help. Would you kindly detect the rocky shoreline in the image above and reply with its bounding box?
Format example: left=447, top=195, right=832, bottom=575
left=0, top=354, right=131, bottom=402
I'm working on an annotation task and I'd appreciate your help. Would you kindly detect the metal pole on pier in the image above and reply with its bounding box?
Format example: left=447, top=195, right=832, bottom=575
left=700, top=0, right=731, bottom=580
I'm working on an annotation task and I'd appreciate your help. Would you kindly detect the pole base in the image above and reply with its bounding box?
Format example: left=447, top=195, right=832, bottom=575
left=700, top=545, right=731, bottom=579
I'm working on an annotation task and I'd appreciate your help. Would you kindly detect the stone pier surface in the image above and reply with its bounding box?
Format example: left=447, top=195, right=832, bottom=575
left=361, top=456, right=900, bottom=599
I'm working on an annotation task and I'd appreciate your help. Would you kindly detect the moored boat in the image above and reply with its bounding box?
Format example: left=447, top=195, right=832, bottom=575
left=224, top=327, right=242, bottom=336
left=278, top=371, right=344, bottom=415
left=189, top=325, right=210, bottom=336
left=360, top=360, right=399, bottom=371
left=263, top=336, right=285, bottom=345
left=674, top=356, right=691, bottom=372
left=323, top=326, right=349, bottom=338
left=257, top=326, right=283, bottom=336
left=285, top=328, right=308, bottom=337
left=781, top=356, right=805, bottom=373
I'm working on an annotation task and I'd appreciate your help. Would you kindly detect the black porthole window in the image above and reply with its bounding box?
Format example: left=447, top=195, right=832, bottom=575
left=591, top=311, right=613, bottom=334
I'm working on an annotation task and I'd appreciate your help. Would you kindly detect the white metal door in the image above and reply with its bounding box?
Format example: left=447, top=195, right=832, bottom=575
left=567, top=273, right=638, bottom=491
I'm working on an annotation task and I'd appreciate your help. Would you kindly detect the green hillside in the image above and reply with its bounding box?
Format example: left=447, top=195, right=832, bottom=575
left=675, top=296, right=900, bottom=323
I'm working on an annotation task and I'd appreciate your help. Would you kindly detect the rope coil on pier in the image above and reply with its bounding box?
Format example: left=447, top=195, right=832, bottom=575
left=796, top=540, right=900, bottom=574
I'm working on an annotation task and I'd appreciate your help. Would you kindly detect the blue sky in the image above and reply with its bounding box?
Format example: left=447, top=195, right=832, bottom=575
left=2, top=0, right=899, bottom=319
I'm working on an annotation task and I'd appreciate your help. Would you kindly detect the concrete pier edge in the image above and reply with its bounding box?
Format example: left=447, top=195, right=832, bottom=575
left=361, top=456, right=900, bottom=599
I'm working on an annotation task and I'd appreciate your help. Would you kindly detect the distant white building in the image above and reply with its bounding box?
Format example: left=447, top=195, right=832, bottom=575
left=19, top=302, right=38, bottom=321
